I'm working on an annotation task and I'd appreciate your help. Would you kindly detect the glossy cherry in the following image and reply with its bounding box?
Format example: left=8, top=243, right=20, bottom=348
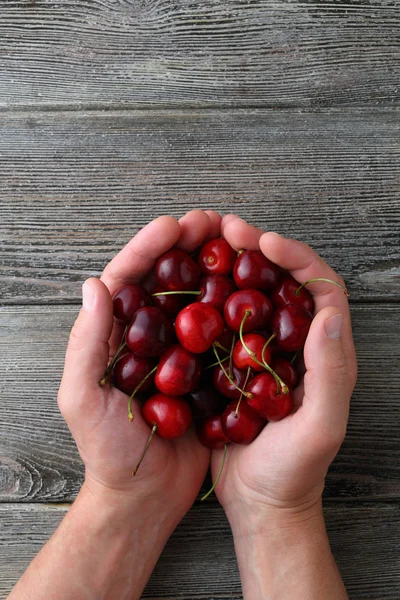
left=271, top=305, right=313, bottom=352
left=197, top=274, right=236, bottom=313
left=142, top=393, right=192, bottom=439
left=198, top=238, right=237, bottom=276
left=271, top=357, right=298, bottom=389
left=155, top=249, right=201, bottom=291
left=155, top=345, right=202, bottom=396
left=213, top=364, right=250, bottom=401
left=221, top=401, right=265, bottom=444
left=197, top=415, right=229, bottom=449
left=151, top=286, right=188, bottom=318
left=233, top=250, right=280, bottom=291
left=112, top=284, right=150, bottom=323
left=214, top=326, right=235, bottom=353
left=126, top=306, right=173, bottom=357
left=232, top=333, right=272, bottom=372
left=246, top=372, right=293, bottom=421
left=224, top=289, right=273, bottom=333
left=187, top=386, right=227, bottom=420
left=270, top=274, right=314, bottom=313
left=113, top=353, right=155, bottom=396
left=175, top=303, right=224, bottom=354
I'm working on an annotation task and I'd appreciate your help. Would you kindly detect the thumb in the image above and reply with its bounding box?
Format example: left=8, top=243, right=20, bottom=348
left=302, top=307, right=349, bottom=447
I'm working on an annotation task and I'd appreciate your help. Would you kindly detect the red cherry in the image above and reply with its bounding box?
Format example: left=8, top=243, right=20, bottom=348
left=270, top=275, right=314, bottom=313
left=221, top=401, right=265, bottom=444
left=112, top=284, right=150, bottom=323
left=155, top=249, right=201, bottom=291
left=233, top=333, right=272, bottom=372
left=198, top=238, right=237, bottom=275
left=151, top=286, right=187, bottom=318
left=233, top=250, right=280, bottom=291
left=246, top=372, right=293, bottom=421
left=271, top=305, right=313, bottom=352
left=271, top=357, right=298, bottom=389
left=213, top=365, right=250, bottom=401
left=175, top=303, right=224, bottom=354
left=215, top=326, right=235, bottom=352
left=112, top=352, right=155, bottom=396
left=197, top=274, right=236, bottom=313
left=142, top=393, right=192, bottom=439
left=187, top=386, right=227, bottom=420
left=224, top=289, right=273, bottom=333
left=155, top=345, right=202, bottom=396
left=126, top=306, right=173, bottom=357
left=197, top=415, right=229, bottom=449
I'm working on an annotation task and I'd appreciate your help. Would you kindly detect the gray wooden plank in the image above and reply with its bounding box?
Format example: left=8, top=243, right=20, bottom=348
left=0, top=109, right=399, bottom=304
left=0, top=502, right=399, bottom=599
left=0, top=304, right=399, bottom=503
left=0, top=0, right=399, bottom=110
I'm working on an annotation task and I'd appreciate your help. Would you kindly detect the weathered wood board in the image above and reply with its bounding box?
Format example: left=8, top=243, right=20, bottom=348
left=1, top=109, right=399, bottom=304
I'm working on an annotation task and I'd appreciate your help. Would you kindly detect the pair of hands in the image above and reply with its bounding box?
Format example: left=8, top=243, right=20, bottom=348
left=58, top=210, right=357, bottom=532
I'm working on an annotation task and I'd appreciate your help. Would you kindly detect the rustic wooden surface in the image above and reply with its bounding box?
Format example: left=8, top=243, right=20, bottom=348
left=1, top=0, right=400, bottom=598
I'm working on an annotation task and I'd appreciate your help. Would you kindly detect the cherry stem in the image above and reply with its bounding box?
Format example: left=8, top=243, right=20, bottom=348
left=132, top=424, right=157, bottom=476
left=212, top=344, right=251, bottom=398
left=205, top=355, right=230, bottom=370
left=100, top=326, right=128, bottom=386
left=291, top=350, right=300, bottom=365
left=152, top=291, right=202, bottom=296
left=235, top=367, right=252, bottom=418
left=128, top=365, right=158, bottom=422
left=214, top=341, right=230, bottom=354
left=294, top=278, right=349, bottom=297
left=239, top=311, right=288, bottom=395
left=261, top=334, right=276, bottom=368
left=229, top=333, right=236, bottom=380
left=201, top=444, right=228, bottom=501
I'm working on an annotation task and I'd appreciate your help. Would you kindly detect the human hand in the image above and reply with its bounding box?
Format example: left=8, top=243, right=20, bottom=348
left=211, top=215, right=357, bottom=530
left=58, top=210, right=221, bottom=516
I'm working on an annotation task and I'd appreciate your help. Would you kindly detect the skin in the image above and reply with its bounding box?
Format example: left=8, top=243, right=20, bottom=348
left=8, top=210, right=356, bottom=600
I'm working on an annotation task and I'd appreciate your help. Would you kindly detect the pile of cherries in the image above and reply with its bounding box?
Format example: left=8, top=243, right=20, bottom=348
left=101, top=238, right=345, bottom=492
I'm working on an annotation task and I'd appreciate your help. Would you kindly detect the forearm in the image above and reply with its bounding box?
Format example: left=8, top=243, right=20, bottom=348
left=9, top=481, right=180, bottom=600
left=229, top=501, right=348, bottom=600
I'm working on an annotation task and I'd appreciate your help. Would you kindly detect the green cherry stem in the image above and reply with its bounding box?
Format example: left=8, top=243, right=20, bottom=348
left=152, top=291, right=202, bottom=297
left=128, top=365, right=158, bottom=422
left=214, top=341, right=230, bottom=354
left=261, top=334, right=276, bottom=368
left=229, top=333, right=236, bottom=380
left=290, top=350, right=300, bottom=365
left=212, top=344, right=251, bottom=398
left=205, top=355, right=230, bottom=370
left=132, top=424, right=157, bottom=476
left=235, top=366, right=252, bottom=418
left=294, top=278, right=349, bottom=297
left=239, top=311, right=288, bottom=395
left=100, top=326, right=128, bottom=386
left=201, top=444, right=228, bottom=501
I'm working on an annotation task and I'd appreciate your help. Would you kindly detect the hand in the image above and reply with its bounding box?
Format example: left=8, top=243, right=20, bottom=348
left=58, top=210, right=221, bottom=516
left=211, top=215, right=358, bottom=529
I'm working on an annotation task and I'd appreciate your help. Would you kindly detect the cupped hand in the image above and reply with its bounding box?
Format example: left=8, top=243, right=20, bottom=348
left=58, top=210, right=221, bottom=515
left=211, top=215, right=358, bottom=524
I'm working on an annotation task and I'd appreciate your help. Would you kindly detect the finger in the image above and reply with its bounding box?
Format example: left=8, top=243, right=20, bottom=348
left=175, top=210, right=211, bottom=251
left=204, top=210, right=222, bottom=241
left=101, top=216, right=181, bottom=296
left=221, top=215, right=265, bottom=251
left=61, top=278, right=113, bottom=393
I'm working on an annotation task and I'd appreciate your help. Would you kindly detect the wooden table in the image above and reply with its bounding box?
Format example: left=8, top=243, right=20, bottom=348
left=1, top=1, right=399, bottom=598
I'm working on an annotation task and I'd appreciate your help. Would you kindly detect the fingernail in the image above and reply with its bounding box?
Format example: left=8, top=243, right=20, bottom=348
left=325, top=314, right=343, bottom=339
left=82, top=281, right=95, bottom=310
left=266, top=231, right=283, bottom=238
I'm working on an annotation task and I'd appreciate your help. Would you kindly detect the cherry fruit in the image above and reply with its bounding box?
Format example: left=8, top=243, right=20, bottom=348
left=198, top=238, right=237, bottom=275
left=234, top=250, right=280, bottom=291
left=197, top=415, right=229, bottom=449
left=271, top=305, right=313, bottom=352
left=198, top=274, right=236, bottom=313
left=155, top=249, right=201, bottom=291
left=213, top=364, right=250, bottom=401
left=233, top=333, right=272, bottom=372
left=271, top=357, right=298, bottom=389
left=221, top=401, right=265, bottom=444
left=187, top=386, right=227, bottom=420
left=113, top=353, right=155, bottom=396
left=224, top=289, right=273, bottom=333
left=151, top=286, right=188, bottom=318
left=112, top=284, right=150, bottom=323
left=270, top=275, right=314, bottom=313
left=246, top=372, right=293, bottom=421
left=142, top=393, right=192, bottom=439
left=126, top=306, right=173, bottom=357
left=175, top=303, right=224, bottom=354
left=155, top=345, right=202, bottom=396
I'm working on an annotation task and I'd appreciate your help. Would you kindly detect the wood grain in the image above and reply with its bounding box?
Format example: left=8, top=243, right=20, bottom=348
left=1, top=109, right=399, bottom=304
left=0, top=304, right=399, bottom=503
left=0, top=0, right=399, bottom=110
left=1, top=502, right=399, bottom=599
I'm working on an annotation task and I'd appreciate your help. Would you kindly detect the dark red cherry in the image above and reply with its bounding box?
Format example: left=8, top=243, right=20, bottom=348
left=271, top=305, right=313, bottom=352
left=215, top=326, right=235, bottom=353
left=155, top=345, right=202, bottom=396
left=126, top=306, right=173, bottom=357
left=151, top=286, right=187, bottom=318
left=233, top=250, right=280, bottom=291
left=197, top=274, right=236, bottom=313
left=221, top=401, right=265, bottom=444
left=142, top=393, right=192, bottom=439
left=271, top=357, right=298, bottom=389
left=175, top=303, right=224, bottom=354
left=213, top=365, right=250, bottom=401
left=270, top=275, right=314, bottom=313
left=233, top=333, right=272, bottom=372
left=197, top=415, right=230, bottom=449
left=187, top=386, right=227, bottom=420
left=198, top=238, right=237, bottom=276
left=246, top=372, right=293, bottom=421
left=155, top=249, right=201, bottom=291
left=224, top=289, right=273, bottom=333
left=112, top=353, right=155, bottom=396
left=112, top=284, right=150, bottom=323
